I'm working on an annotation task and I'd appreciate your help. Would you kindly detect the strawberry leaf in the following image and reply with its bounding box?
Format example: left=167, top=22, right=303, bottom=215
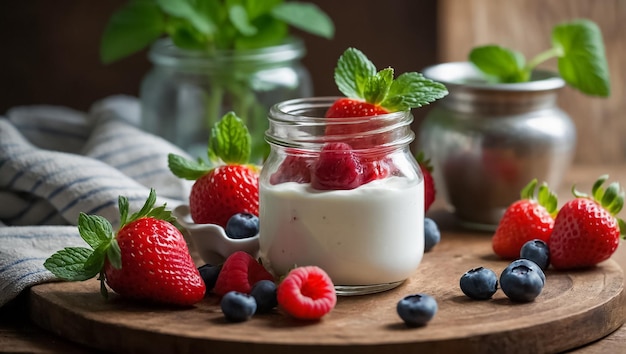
left=77, top=213, right=114, bottom=250
left=209, top=111, right=252, bottom=164
left=44, top=247, right=97, bottom=281
left=84, top=243, right=109, bottom=275
left=168, top=153, right=212, bottom=181
left=127, top=188, right=157, bottom=223
left=106, top=239, right=122, bottom=270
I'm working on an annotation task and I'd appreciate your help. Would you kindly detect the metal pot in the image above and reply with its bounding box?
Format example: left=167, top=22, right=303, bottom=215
left=418, top=62, right=576, bottom=230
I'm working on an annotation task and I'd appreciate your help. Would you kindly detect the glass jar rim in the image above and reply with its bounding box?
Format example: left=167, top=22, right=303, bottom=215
left=266, top=97, right=415, bottom=150
left=422, top=61, right=566, bottom=92
left=148, top=36, right=306, bottom=68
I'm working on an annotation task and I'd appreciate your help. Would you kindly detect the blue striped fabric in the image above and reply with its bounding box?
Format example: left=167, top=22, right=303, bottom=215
left=0, top=96, right=194, bottom=307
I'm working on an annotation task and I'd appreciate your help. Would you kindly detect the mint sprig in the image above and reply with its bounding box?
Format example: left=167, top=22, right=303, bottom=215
left=334, top=48, right=449, bottom=111
left=101, top=0, right=335, bottom=64
left=168, top=111, right=252, bottom=180
left=469, top=19, right=610, bottom=97
left=43, top=189, right=175, bottom=298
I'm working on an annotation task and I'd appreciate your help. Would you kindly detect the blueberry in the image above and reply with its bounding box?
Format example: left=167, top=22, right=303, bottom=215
left=250, top=280, right=278, bottom=313
left=198, top=264, right=222, bottom=292
left=500, top=259, right=545, bottom=302
left=225, top=213, right=259, bottom=239
left=396, top=293, right=438, bottom=327
left=220, top=291, right=257, bottom=322
left=520, top=239, right=550, bottom=270
left=424, top=218, right=441, bottom=252
left=459, top=267, right=498, bottom=300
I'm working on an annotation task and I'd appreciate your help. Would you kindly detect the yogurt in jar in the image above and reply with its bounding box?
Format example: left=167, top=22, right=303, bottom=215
left=259, top=176, right=424, bottom=290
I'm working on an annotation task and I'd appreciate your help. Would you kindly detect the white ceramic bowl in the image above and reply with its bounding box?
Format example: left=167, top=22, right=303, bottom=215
left=173, top=205, right=260, bottom=265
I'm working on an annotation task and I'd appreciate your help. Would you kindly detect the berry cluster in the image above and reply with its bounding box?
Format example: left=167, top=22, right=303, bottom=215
left=460, top=240, right=548, bottom=303
left=199, top=252, right=337, bottom=322
left=492, top=175, right=624, bottom=270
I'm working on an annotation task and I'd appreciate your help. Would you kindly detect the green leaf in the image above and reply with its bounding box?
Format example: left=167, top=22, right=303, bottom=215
left=44, top=247, right=97, bottom=281
left=381, top=72, right=449, bottom=110
left=271, top=2, right=334, bottom=39
left=520, top=179, right=538, bottom=200
left=552, top=19, right=611, bottom=97
left=156, top=0, right=215, bottom=35
left=128, top=188, right=157, bottom=223
left=100, top=0, right=166, bottom=64
left=118, top=196, right=129, bottom=228
left=334, top=48, right=377, bottom=99
left=363, top=68, right=393, bottom=105
left=229, top=4, right=258, bottom=36
left=168, top=153, right=212, bottom=180
left=83, top=242, right=109, bottom=276
left=169, top=22, right=211, bottom=50
left=106, top=239, right=123, bottom=270
left=234, top=16, right=288, bottom=49
left=469, top=45, right=528, bottom=83
left=242, top=0, right=282, bottom=20
left=77, top=213, right=114, bottom=250
left=209, top=112, right=252, bottom=164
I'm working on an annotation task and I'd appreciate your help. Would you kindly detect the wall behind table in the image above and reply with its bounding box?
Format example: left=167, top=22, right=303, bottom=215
left=438, top=0, right=626, bottom=165
left=0, top=0, right=438, bottom=143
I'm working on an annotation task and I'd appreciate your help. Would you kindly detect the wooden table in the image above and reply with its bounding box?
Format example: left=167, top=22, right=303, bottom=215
left=2, top=164, right=625, bottom=353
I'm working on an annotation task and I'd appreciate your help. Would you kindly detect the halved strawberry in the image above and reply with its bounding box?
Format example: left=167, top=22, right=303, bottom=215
left=168, top=112, right=259, bottom=227
left=213, top=251, right=275, bottom=296
left=277, top=266, right=337, bottom=320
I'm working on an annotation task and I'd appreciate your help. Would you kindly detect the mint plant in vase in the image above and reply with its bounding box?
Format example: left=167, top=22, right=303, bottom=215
left=418, top=19, right=611, bottom=230
left=101, top=0, right=334, bottom=161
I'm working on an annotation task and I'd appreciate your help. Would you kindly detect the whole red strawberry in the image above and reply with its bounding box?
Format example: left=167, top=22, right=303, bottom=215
left=324, top=48, right=447, bottom=151
left=169, top=112, right=259, bottom=227
left=549, top=175, right=625, bottom=270
left=416, top=151, right=436, bottom=212
left=44, top=189, right=206, bottom=306
left=492, top=179, right=558, bottom=259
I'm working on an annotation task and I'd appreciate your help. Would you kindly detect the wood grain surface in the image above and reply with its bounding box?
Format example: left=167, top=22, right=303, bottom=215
left=28, top=229, right=625, bottom=354
left=436, top=0, right=626, bottom=165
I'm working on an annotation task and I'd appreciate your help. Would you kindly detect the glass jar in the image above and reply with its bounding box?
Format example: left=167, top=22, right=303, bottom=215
left=259, top=97, right=425, bottom=296
left=139, top=37, right=313, bottom=162
left=418, top=62, right=576, bottom=230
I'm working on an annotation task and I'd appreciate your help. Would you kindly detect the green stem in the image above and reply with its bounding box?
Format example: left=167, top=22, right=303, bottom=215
left=525, top=46, right=563, bottom=72
left=206, top=84, right=224, bottom=133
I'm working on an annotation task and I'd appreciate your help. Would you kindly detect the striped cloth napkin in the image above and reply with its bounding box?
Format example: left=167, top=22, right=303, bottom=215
left=0, top=95, right=193, bottom=307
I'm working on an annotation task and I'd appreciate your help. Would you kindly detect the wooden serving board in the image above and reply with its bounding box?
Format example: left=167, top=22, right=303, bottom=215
left=28, top=226, right=625, bottom=354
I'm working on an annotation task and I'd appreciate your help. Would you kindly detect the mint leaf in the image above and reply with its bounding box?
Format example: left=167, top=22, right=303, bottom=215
left=168, top=153, right=212, bottom=180
left=209, top=112, right=252, bottom=164
left=44, top=247, right=97, bottom=281
left=334, top=48, right=377, bottom=99
left=381, top=72, right=449, bottom=110
left=363, top=68, right=393, bottom=105
left=156, top=0, right=215, bottom=35
left=229, top=4, right=258, bottom=36
left=100, top=0, right=165, bottom=64
left=469, top=45, right=528, bottom=83
left=271, top=2, right=335, bottom=39
left=244, top=0, right=282, bottom=20
left=552, top=19, right=610, bottom=97
left=169, top=21, right=211, bottom=50
left=83, top=242, right=109, bottom=276
left=234, top=17, right=288, bottom=50
left=106, top=239, right=123, bottom=270
left=77, top=213, right=114, bottom=250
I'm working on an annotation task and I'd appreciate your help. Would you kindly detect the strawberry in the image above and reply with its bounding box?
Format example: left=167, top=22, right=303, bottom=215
left=416, top=151, right=436, bottom=212
left=311, top=142, right=363, bottom=190
left=168, top=112, right=259, bottom=227
left=277, top=266, right=337, bottom=320
left=44, top=189, right=206, bottom=306
left=213, top=251, right=274, bottom=296
left=549, top=175, right=625, bottom=270
left=324, top=48, right=448, bottom=150
left=492, top=179, right=558, bottom=259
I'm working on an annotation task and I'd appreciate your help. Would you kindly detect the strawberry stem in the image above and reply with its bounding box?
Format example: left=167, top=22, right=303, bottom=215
left=573, top=175, right=625, bottom=237
left=520, top=179, right=558, bottom=217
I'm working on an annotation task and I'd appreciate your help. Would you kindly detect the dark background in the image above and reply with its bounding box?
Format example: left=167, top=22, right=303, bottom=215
left=0, top=1, right=438, bottom=121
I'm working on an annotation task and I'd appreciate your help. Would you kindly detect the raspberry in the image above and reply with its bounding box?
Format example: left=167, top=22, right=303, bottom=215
left=360, top=155, right=392, bottom=184
left=311, top=143, right=363, bottom=190
left=269, top=151, right=313, bottom=185
left=213, top=251, right=274, bottom=296
left=277, top=266, right=337, bottom=320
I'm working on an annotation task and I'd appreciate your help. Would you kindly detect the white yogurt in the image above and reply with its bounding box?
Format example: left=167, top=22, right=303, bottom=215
left=259, top=177, right=424, bottom=288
